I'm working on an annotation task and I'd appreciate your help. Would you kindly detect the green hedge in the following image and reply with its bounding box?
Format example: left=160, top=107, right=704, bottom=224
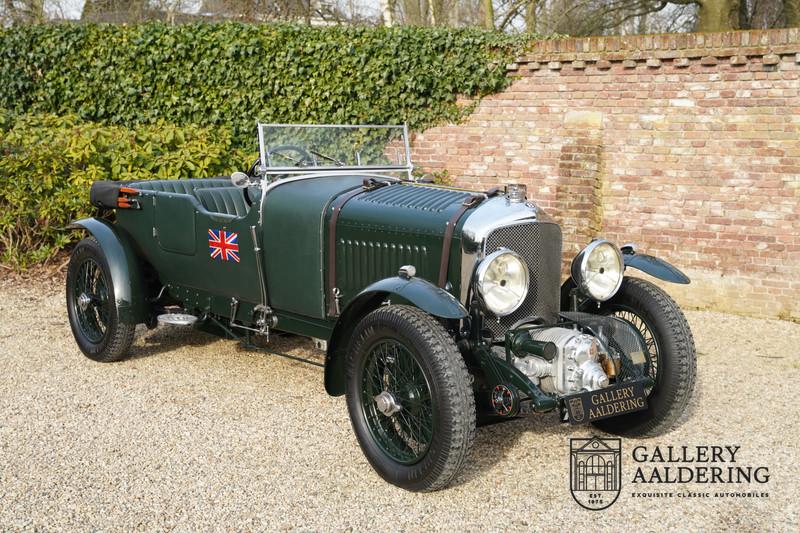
left=0, top=23, right=534, bottom=267
left=0, top=112, right=246, bottom=267
left=0, top=23, right=529, bottom=148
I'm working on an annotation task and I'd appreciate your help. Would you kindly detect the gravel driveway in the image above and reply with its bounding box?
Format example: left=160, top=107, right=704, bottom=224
left=1, top=277, right=798, bottom=531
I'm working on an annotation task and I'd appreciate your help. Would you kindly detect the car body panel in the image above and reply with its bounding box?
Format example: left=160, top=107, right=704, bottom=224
left=623, top=252, right=691, bottom=284
left=324, top=274, right=468, bottom=396
left=67, top=217, right=148, bottom=324
left=116, top=191, right=263, bottom=306
left=327, top=183, right=473, bottom=312
left=262, top=175, right=364, bottom=318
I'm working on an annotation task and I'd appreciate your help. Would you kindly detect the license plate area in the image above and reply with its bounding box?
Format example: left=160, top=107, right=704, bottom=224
left=563, top=379, right=648, bottom=425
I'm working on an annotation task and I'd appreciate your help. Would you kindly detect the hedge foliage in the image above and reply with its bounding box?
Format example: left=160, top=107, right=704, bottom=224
left=0, top=23, right=534, bottom=266
left=0, top=23, right=529, bottom=148
left=0, top=112, right=246, bottom=266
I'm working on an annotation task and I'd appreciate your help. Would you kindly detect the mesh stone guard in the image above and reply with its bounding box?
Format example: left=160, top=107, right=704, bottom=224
left=559, top=312, right=653, bottom=383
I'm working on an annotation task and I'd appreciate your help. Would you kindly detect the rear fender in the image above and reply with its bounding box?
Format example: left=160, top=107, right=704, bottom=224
left=67, top=218, right=149, bottom=324
left=324, top=276, right=468, bottom=396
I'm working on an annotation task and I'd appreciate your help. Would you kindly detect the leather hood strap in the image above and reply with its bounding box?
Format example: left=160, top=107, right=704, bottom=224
left=326, top=179, right=389, bottom=316
left=437, top=194, right=485, bottom=289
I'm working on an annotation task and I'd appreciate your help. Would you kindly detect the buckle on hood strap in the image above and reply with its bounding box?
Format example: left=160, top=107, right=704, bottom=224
left=326, top=179, right=390, bottom=316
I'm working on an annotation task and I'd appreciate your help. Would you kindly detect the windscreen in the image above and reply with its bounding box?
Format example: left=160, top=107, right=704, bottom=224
left=257, top=124, right=411, bottom=174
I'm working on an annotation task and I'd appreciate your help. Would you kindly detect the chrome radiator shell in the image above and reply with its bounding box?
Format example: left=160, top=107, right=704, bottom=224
left=459, top=197, right=563, bottom=338
left=483, top=222, right=562, bottom=336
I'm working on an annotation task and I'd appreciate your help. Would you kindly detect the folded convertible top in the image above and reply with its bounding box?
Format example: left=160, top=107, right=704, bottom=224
left=89, top=181, right=132, bottom=209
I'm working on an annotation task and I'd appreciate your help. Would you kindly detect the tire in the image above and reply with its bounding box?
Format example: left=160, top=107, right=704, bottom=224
left=66, top=237, right=135, bottom=362
left=591, top=277, right=696, bottom=437
left=345, top=305, right=475, bottom=492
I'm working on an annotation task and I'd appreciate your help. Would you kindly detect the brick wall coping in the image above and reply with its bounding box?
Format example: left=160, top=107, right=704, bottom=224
left=515, top=28, right=800, bottom=66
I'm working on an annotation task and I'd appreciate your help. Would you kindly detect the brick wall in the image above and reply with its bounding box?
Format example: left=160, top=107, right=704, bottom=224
left=412, top=28, right=800, bottom=321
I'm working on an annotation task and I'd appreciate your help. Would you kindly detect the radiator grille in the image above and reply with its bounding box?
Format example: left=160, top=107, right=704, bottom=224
left=483, top=222, right=562, bottom=337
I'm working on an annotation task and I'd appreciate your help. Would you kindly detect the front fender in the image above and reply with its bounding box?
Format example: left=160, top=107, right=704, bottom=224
left=561, top=247, right=689, bottom=310
left=354, top=276, right=469, bottom=320
left=324, top=276, right=468, bottom=396
left=623, top=250, right=690, bottom=284
left=67, top=218, right=148, bottom=324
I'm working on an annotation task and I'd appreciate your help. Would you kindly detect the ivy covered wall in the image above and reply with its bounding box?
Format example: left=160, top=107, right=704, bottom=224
left=0, top=23, right=529, bottom=149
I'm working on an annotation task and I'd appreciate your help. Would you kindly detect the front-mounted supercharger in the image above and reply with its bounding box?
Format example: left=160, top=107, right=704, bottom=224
left=66, top=123, right=696, bottom=492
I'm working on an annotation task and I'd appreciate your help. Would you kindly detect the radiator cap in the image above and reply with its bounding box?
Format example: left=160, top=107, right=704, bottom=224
left=505, top=183, right=526, bottom=203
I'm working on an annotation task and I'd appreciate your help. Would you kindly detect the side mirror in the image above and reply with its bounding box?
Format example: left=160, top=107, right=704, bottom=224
left=231, top=171, right=250, bottom=188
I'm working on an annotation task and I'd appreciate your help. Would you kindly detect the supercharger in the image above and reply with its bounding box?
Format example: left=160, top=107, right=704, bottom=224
left=512, top=327, right=612, bottom=396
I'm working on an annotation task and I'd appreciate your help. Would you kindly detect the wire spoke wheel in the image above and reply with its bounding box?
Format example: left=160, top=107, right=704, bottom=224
left=345, top=305, right=475, bottom=491
left=72, top=257, right=110, bottom=344
left=360, top=339, right=434, bottom=464
left=592, top=277, right=696, bottom=437
left=607, top=306, right=660, bottom=393
left=66, top=237, right=135, bottom=362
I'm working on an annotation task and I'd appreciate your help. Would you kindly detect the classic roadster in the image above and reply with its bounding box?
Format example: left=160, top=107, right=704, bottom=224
left=67, top=124, right=696, bottom=491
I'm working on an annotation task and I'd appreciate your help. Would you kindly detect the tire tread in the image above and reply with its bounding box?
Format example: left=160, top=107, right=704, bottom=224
left=67, top=237, right=135, bottom=363
left=597, top=277, right=696, bottom=437
left=347, top=305, right=475, bottom=492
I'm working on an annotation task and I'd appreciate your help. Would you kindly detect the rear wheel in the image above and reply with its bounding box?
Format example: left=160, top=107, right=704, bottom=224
left=592, top=277, right=696, bottom=436
left=66, top=237, right=135, bottom=362
left=345, top=305, right=475, bottom=492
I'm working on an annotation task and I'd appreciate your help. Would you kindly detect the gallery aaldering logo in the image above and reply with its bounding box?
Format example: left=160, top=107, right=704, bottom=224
left=569, top=438, right=771, bottom=510
left=569, top=437, right=622, bottom=511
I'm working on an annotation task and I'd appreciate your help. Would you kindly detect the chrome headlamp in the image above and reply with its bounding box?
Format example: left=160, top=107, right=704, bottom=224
left=571, top=240, right=624, bottom=301
left=476, top=249, right=529, bottom=316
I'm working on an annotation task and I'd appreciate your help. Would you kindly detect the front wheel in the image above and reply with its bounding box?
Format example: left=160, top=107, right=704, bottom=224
left=592, top=277, right=696, bottom=437
left=345, top=305, right=475, bottom=492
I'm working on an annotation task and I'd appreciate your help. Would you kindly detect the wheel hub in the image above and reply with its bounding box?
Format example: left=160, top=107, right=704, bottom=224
left=374, top=391, right=403, bottom=417
left=78, top=292, right=92, bottom=311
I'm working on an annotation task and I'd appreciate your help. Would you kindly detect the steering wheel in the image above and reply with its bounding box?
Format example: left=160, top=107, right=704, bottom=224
left=240, top=145, right=314, bottom=207
left=268, top=144, right=315, bottom=167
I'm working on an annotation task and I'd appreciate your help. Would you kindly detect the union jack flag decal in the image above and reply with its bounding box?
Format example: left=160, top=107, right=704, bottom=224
left=208, top=229, right=240, bottom=263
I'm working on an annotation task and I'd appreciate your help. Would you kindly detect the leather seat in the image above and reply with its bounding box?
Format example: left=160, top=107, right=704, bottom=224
left=132, top=178, right=230, bottom=195
left=194, top=187, right=249, bottom=217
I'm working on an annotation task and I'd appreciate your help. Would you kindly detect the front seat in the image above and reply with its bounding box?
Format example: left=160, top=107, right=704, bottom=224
left=194, top=187, right=249, bottom=218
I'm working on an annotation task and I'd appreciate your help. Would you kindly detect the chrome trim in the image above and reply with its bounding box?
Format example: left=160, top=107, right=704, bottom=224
left=475, top=249, right=529, bottom=317
left=402, top=123, right=412, bottom=168
left=250, top=225, right=267, bottom=308
left=257, top=124, right=268, bottom=175
left=572, top=239, right=624, bottom=302
left=260, top=123, right=408, bottom=129
left=374, top=391, right=403, bottom=416
left=260, top=165, right=412, bottom=175
left=459, top=196, right=554, bottom=304
left=78, top=293, right=91, bottom=312
left=256, top=123, right=413, bottom=179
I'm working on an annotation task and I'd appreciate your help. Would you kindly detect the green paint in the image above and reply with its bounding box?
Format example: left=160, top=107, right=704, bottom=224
left=263, top=175, right=363, bottom=318
left=329, top=183, right=473, bottom=311
left=67, top=217, right=148, bottom=324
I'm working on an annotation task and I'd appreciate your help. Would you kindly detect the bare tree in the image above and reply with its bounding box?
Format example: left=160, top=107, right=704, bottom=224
left=784, top=0, right=800, bottom=25
left=381, top=0, right=396, bottom=25
left=81, top=0, right=150, bottom=22
left=481, top=0, right=493, bottom=27
left=2, top=0, right=46, bottom=24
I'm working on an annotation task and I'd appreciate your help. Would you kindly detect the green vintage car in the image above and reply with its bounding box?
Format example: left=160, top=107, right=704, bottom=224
left=67, top=124, right=696, bottom=491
